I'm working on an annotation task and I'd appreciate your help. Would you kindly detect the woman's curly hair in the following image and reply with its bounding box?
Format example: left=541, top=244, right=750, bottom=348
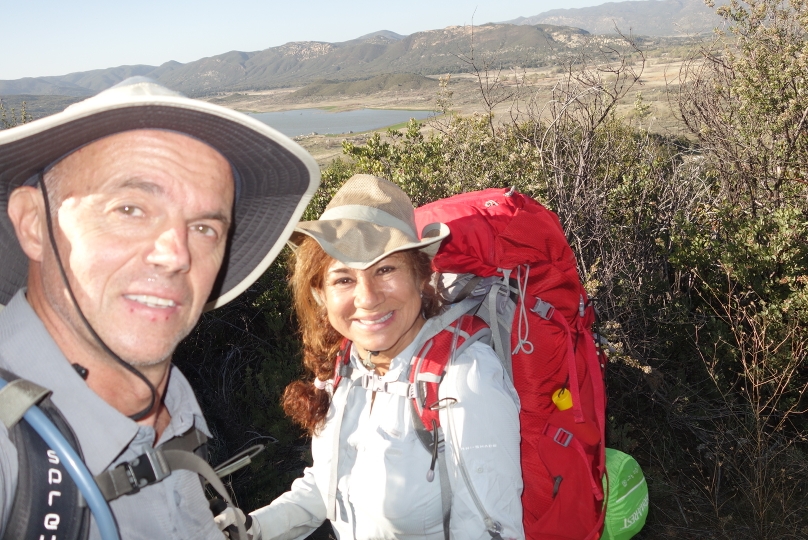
left=282, top=236, right=441, bottom=434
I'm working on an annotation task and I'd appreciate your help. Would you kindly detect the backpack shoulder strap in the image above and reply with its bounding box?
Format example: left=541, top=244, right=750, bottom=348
left=408, top=314, right=490, bottom=492
left=406, top=316, right=496, bottom=540
left=0, top=368, right=91, bottom=540
left=331, top=339, right=352, bottom=390
left=409, top=315, right=490, bottom=437
left=91, top=423, right=250, bottom=539
left=0, top=376, right=50, bottom=430
left=160, top=426, right=208, bottom=456
left=325, top=344, right=361, bottom=523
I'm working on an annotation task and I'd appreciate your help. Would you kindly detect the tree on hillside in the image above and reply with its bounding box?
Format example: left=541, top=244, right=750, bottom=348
left=681, top=0, right=808, bottom=205
left=0, top=98, right=32, bottom=128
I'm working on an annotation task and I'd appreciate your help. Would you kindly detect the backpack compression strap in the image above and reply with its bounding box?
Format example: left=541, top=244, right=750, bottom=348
left=0, top=369, right=91, bottom=540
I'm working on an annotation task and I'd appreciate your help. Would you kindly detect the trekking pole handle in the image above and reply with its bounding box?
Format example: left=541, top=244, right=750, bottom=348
left=212, top=444, right=266, bottom=479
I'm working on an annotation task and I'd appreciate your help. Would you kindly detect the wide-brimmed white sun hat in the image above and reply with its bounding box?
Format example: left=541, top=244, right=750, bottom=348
left=0, top=77, right=320, bottom=310
left=291, top=174, right=449, bottom=269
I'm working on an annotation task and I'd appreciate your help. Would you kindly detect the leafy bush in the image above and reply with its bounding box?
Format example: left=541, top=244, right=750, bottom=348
left=666, top=1, right=808, bottom=537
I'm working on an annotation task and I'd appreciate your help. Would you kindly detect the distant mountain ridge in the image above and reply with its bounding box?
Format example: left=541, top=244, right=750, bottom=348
left=0, top=65, right=160, bottom=97
left=0, top=0, right=724, bottom=101
left=352, top=30, right=406, bottom=42
left=0, top=24, right=592, bottom=97
left=505, top=0, right=724, bottom=36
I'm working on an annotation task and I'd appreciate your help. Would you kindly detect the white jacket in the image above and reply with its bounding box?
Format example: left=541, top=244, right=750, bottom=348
left=252, top=325, right=524, bottom=540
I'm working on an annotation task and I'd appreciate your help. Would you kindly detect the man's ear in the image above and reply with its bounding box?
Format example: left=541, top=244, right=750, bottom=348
left=7, top=186, right=45, bottom=262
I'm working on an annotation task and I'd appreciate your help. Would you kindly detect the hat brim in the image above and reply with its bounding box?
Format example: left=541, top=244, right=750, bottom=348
left=0, top=86, right=320, bottom=310
left=290, top=219, right=450, bottom=270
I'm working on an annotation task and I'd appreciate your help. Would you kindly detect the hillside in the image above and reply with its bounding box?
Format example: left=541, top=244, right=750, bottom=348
left=289, top=73, right=437, bottom=98
left=0, top=65, right=163, bottom=97
left=506, top=0, right=724, bottom=36
left=0, top=6, right=710, bottom=122
left=0, top=24, right=596, bottom=98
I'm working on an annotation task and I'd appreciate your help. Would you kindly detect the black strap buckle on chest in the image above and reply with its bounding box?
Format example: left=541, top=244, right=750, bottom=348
left=95, top=427, right=207, bottom=501
left=121, top=446, right=172, bottom=493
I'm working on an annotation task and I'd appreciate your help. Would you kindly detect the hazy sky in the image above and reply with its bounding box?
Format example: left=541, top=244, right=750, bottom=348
left=2, top=0, right=608, bottom=80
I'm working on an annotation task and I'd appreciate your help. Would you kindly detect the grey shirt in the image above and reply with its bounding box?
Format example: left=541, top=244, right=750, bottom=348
left=0, top=290, right=225, bottom=540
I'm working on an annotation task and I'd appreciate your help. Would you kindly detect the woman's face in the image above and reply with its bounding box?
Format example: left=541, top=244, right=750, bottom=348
left=321, top=252, right=425, bottom=363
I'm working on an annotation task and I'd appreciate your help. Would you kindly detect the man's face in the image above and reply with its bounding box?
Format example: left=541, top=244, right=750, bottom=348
left=40, top=129, right=234, bottom=365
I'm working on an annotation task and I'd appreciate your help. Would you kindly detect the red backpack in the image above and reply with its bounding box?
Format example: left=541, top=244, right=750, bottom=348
left=411, top=187, right=607, bottom=540
left=330, top=187, right=607, bottom=539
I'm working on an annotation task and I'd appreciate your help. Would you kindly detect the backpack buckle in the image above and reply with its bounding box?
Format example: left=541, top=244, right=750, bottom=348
left=122, top=447, right=171, bottom=493
left=361, top=373, right=388, bottom=393
left=531, top=298, right=555, bottom=320
left=552, top=427, right=573, bottom=447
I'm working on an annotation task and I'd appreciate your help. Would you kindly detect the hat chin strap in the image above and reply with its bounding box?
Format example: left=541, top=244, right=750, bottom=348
left=39, top=174, right=156, bottom=422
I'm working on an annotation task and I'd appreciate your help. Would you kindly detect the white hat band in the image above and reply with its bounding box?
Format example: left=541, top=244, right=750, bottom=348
left=319, top=205, right=417, bottom=238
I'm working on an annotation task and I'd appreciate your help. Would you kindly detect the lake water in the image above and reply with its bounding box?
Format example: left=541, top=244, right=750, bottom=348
left=251, top=108, right=434, bottom=137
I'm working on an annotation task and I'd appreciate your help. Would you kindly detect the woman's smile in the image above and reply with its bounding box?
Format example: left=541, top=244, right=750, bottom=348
left=322, top=253, right=425, bottom=365
left=355, top=311, right=394, bottom=326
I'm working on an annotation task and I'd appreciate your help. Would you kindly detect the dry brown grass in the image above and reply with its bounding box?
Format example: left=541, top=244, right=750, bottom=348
left=197, top=58, right=691, bottom=165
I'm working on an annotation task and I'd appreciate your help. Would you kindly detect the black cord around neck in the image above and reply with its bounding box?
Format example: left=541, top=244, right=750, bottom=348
left=39, top=174, right=156, bottom=421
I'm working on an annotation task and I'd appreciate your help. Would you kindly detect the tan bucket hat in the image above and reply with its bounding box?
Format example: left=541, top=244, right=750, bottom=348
left=0, top=77, right=320, bottom=310
left=291, top=174, right=449, bottom=269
